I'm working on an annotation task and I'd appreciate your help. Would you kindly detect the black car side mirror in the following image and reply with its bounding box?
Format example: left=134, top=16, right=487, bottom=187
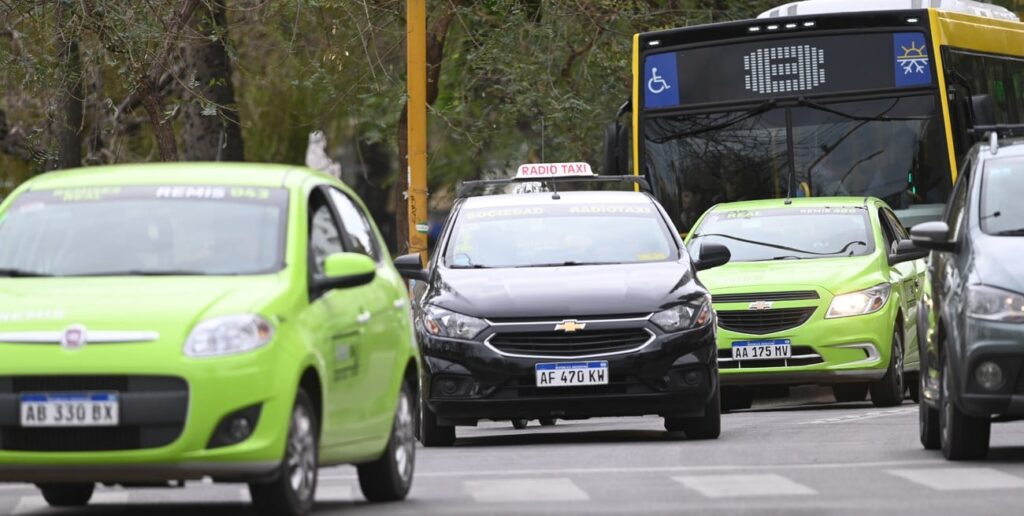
left=889, top=239, right=929, bottom=265
left=694, top=243, right=731, bottom=272
left=910, top=221, right=956, bottom=252
left=394, top=253, right=430, bottom=281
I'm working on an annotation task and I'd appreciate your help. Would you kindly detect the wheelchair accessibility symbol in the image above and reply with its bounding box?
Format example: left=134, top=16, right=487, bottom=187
left=648, top=67, right=671, bottom=94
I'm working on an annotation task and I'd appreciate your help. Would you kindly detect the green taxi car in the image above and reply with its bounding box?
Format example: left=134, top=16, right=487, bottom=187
left=0, top=163, right=419, bottom=516
left=686, top=198, right=927, bottom=409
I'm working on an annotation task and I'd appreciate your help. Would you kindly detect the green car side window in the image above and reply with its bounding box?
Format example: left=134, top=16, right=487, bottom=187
left=309, top=201, right=344, bottom=275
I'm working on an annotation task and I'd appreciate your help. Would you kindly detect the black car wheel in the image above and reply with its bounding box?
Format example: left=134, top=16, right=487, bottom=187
left=870, top=327, right=905, bottom=407
left=832, top=384, right=869, bottom=403
left=511, top=419, right=529, bottom=430
left=358, top=382, right=416, bottom=502
left=940, top=355, right=990, bottom=460
left=38, top=483, right=94, bottom=507
left=539, top=418, right=556, bottom=427
left=665, top=385, right=721, bottom=440
left=250, top=389, right=319, bottom=516
left=419, top=396, right=455, bottom=447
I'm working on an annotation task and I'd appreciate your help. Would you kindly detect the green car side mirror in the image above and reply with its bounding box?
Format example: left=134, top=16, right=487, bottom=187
left=316, top=252, right=377, bottom=291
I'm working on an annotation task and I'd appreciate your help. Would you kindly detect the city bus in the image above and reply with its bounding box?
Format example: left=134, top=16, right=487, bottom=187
left=604, top=0, right=1024, bottom=233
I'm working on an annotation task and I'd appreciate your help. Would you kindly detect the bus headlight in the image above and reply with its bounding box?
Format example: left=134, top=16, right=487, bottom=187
left=826, top=284, right=891, bottom=319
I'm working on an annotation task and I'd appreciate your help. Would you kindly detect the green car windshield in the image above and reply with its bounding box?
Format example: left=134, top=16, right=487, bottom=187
left=0, top=186, right=288, bottom=277
left=689, top=207, right=875, bottom=262
left=446, top=202, right=678, bottom=268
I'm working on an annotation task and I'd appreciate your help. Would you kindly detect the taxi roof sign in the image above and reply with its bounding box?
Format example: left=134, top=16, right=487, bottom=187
left=515, top=162, right=594, bottom=179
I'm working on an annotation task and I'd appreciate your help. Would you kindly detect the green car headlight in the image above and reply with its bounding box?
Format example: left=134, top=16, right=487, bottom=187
left=422, top=305, right=488, bottom=340
left=826, top=284, right=891, bottom=319
left=651, top=298, right=712, bottom=332
left=967, top=285, right=1024, bottom=323
left=184, top=314, right=275, bottom=357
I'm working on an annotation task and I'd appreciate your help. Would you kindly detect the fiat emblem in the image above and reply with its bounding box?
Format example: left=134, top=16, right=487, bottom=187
left=60, top=324, right=87, bottom=350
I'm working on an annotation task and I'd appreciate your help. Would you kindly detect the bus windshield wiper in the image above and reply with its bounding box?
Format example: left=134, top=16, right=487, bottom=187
left=0, top=268, right=54, bottom=277
left=649, top=100, right=776, bottom=143
left=794, top=98, right=930, bottom=122
left=692, top=233, right=866, bottom=257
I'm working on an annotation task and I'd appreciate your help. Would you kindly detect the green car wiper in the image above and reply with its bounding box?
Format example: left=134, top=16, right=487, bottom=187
left=0, top=268, right=54, bottom=277
left=76, top=269, right=213, bottom=277
left=693, top=233, right=866, bottom=257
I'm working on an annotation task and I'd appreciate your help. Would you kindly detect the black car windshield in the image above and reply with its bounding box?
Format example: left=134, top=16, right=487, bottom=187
left=688, top=207, right=875, bottom=262
left=644, top=95, right=950, bottom=233
left=445, top=201, right=678, bottom=268
left=0, top=186, right=288, bottom=276
left=981, top=158, right=1024, bottom=236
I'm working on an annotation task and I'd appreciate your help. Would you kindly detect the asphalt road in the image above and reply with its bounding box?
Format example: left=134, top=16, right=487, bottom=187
left=3, top=387, right=1024, bottom=515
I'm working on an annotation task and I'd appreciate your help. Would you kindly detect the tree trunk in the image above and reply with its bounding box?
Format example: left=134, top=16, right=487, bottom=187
left=394, top=3, right=461, bottom=252
left=51, top=39, right=83, bottom=170
left=181, top=0, right=244, bottom=161
left=138, top=77, right=179, bottom=162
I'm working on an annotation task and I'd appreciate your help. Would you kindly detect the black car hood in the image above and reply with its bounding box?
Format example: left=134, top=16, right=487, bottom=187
left=426, top=262, right=702, bottom=319
left=974, top=235, right=1024, bottom=293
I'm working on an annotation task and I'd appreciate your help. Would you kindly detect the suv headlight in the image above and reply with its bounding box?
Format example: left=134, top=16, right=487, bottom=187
left=422, top=305, right=488, bottom=340
left=826, top=284, right=891, bottom=319
left=184, top=314, right=274, bottom=357
left=651, top=298, right=712, bottom=332
left=968, top=285, right=1024, bottom=323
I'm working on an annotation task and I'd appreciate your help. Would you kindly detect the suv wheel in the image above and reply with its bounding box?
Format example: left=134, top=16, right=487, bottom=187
left=870, top=327, right=905, bottom=407
left=39, top=483, right=94, bottom=507
left=250, top=389, right=318, bottom=516
left=940, top=355, right=990, bottom=460
left=664, top=385, right=721, bottom=440
left=419, top=395, right=455, bottom=447
left=358, top=382, right=416, bottom=501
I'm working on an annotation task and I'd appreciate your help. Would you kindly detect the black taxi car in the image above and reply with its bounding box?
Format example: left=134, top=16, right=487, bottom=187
left=393, top=163, right=730, bottom=446
left=913, top=135, right=1024, bottom=460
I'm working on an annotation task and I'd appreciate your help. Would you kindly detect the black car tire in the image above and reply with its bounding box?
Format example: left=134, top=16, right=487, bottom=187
left=250, top=389, right=319, bottom=516
left=940, top=356, right=990, bottom=460
left=539, top=418, right=556, bottom=427
left=920, top=367, right=941, bottom=450
left=832, top=384, right=869, bottom=403
left=665, top=386, right=721, bottom=440
left=511, top=419, right=529, bottom=430
left=39, top=483, right=94, bottom=507
left=870, top=327, right=905, bottom=407
left=419, top=396, right=456, bottom=447
left=358, top=382, right=416, bottom=502
left=907, top=371, right=921, bottom=403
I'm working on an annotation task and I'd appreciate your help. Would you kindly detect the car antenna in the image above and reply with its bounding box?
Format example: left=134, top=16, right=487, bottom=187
left=550, top=179, right=560, bottom=200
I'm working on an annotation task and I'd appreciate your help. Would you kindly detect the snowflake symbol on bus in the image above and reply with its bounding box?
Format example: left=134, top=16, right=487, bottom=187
left=898, top=41, right=929, bottom=75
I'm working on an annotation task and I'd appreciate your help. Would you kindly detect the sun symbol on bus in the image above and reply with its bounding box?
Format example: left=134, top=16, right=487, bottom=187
left=898, top=41, right=929, bottom=75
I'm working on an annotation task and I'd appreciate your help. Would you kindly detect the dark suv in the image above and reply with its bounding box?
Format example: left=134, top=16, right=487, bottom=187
left=913, top=135, right=1024, bottom=460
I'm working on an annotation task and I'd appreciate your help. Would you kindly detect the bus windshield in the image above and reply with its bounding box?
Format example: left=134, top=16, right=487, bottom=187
left=644, top=94, right=951, bottom=233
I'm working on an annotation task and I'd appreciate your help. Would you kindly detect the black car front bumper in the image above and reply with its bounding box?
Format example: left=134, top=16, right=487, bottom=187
left=418, top=323, right=717, bottom=424
left=954, top=319, right=1024, bottom=417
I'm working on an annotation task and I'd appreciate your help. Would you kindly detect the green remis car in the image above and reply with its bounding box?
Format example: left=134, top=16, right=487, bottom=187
left=686, top=197, right=927, bottom=410
left=0, top=163, right=419, bottom=516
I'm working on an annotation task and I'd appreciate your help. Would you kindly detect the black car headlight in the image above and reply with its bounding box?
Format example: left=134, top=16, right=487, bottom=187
left=422, top=305, right=488, bottom=340
left=651, top=298, right=712, bottom=332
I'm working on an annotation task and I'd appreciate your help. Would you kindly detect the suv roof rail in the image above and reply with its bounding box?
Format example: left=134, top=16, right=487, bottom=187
left=969, top=124, right=1024, bottom=137
left=456, top=175, right=652, bottom=198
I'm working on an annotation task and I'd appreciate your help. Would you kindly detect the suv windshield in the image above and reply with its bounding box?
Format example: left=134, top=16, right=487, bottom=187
left=980, top=158, right=1024, bottom=236
left=645, top=95, right=950, bottom=233
left=688, top=207, right=874, bottom=262
left=0, top=186, right=288, bottom=276
left=445, top=201, right=678, bottom=268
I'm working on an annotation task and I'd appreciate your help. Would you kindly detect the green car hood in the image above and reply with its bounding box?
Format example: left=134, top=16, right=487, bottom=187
left=0, top=275, right=289, bottom=344
left=698, top=255, right=883, bottom=297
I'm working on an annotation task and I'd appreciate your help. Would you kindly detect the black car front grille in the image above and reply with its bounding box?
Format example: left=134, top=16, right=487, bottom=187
left=0, top=375, right=188, bottom=452
left=717, top=346, right=824, bottom=369
left=716, top=307, right=817, bottom=335
left=713, top=291, right=820, bottom=303
left=488, top=328, right=651, bottom=357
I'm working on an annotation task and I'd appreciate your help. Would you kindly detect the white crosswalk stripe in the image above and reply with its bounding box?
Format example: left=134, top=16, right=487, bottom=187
left=238, top=484, right=354, bottom=504
left=673, top=473, right=816, bottom=498
left=888, top=468, right=1024, bottom=491
left=464, top=478, right=589, bottom=503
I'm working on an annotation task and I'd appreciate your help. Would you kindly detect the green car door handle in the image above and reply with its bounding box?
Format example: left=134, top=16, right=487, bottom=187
left=357, top=311, right=372, bottom=325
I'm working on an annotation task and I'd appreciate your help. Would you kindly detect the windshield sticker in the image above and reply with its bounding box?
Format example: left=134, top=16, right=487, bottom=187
left=51, top=187, right=122, bottom=202
left=568, top=206, right=652, bottom=215
left=725, top=210, right=760, bottom=219
left=636, top=252, right=669, bottom=261
left=893, top=33, right=931, bottom=88
left=463, top=207, right=545, bottom=220
left=798, top=207, right=858, bottom=215
left=156, top=186, right=227, bottom=199
left=17, top=186, right=286, bottom=207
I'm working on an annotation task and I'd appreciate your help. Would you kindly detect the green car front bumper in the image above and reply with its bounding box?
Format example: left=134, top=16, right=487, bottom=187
left=0, top=343, right=299, bottom=483
left=716, top=301, right=896, bottom=387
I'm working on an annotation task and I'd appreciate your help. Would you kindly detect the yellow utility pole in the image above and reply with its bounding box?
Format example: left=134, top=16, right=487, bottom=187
left=407, top=0, right=429, bottom=258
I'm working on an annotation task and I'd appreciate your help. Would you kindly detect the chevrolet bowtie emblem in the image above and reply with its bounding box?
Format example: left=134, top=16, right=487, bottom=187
left=748, top=301, right=773, bottom=311
left=555, top=320, right=586, bottom=332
